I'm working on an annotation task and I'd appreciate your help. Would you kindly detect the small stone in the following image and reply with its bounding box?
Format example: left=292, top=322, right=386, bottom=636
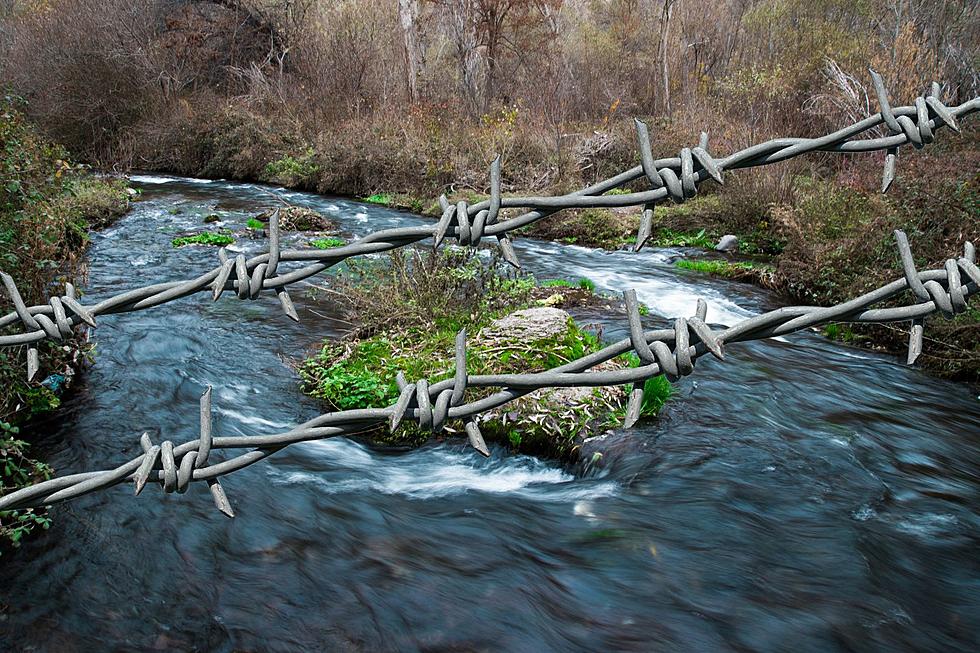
left=715, top=234, right=738, bottom=252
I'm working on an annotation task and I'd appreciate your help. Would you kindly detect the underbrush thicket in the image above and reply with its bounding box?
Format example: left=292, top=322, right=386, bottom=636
left=300, top=249, right=669, bottom=458
left=0, top=95, right=130, bottom=550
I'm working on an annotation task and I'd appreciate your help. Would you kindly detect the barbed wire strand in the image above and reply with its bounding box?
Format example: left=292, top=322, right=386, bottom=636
left=0, top=75, right=975, bottom=380
left=0, top=75, right=977, bottom=517
left=0, top=227, right=976, bottom=516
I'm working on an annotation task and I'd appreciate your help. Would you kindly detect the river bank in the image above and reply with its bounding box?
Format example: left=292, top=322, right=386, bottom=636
left=0, top=97, right=131, bottom=549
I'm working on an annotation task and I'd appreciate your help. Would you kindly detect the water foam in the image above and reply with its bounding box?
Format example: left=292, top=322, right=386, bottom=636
left=270, top=439, right=618, bottom=501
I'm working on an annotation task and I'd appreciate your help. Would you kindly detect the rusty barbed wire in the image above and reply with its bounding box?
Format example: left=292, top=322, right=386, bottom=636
left=0, top=229, right=976, bottom=517
left=1, top=73, right=976, bottom=380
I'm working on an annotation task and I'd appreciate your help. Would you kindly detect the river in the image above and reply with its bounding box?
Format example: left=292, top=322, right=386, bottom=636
left=1, top=176, right=978, bottom=652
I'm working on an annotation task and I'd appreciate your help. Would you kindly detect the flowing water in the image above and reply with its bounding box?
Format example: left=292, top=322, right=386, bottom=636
left=1, top=177, right=978, bottom=652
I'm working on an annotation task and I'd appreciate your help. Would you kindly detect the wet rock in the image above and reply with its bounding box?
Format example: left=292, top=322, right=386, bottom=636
left=715, top=234, right=738, bottom=252
left=203, top=214, right=221, bottom=224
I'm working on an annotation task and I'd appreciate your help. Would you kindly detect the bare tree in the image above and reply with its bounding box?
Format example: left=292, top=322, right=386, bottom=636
left=398, top=0, right=425, bottom=102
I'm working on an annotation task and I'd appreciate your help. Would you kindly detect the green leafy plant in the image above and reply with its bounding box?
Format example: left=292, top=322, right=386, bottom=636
left=263, top=149, right=319, bottom=187
left=1, top=420, right=53, bottom=551
left=246, top=217, right=265, bottom=230
left=651, top=228, right=714, bottom=248
left=540, top=277, right=596, bottom=291
left=310, top=237, right=346, bottom=249
left=171, top=232, right=235, bottom=248
left=299, top=250, right=636, bottom=457
left=675, top=259, right=769, bottom=275
left=363, top=193, right=393, bottom=205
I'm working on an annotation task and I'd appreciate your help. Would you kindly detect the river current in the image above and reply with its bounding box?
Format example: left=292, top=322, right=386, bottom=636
left=1, top=176, right=978, bottom=652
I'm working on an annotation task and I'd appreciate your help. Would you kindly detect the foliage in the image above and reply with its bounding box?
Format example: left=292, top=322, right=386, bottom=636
left=363, top=193, right=392, bottom=205
left=264, top=150, right=320, bottom=187
left=246, top=217, right=264, bottom=230
left=620, top=353, right=673, bottom=419
left=171, top=231, right=235, bottom=248
left=0, top=420, right=52, bottom=553
left=309, top=237, right=346, bottom=249
left=540, top=277, right=595, bottom=291
left=675, top=259, right=774, bottom=278
left=300, top=249, right=663, bottom=457
left=650, top=228, right=714, bottom=249
left=523, top=208, right=639, bottom=249
left=0, top=94, right=130, bottom=548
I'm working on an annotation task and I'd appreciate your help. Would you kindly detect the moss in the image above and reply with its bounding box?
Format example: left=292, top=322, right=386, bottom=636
left=171, top=231, right=235, bottom=247
left=309, top=237, right=346, bottom=249
left=246, top=217, right=264, bottom=230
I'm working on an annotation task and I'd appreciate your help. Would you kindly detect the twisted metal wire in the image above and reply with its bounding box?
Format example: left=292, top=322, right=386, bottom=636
left=0, top=228, right=976, bottom=517
left=1, top=74, right=976, bottom=379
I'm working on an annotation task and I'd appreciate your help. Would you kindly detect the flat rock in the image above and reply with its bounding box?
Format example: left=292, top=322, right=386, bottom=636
left=479, top=307, right=570, bottom=343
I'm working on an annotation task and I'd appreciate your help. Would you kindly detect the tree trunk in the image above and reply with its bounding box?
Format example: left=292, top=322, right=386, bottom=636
left=447, top=0, right=483, bottom=114
left=659, top=0, right=675, bottom=118
left=397, top=0, right=424, bottom=103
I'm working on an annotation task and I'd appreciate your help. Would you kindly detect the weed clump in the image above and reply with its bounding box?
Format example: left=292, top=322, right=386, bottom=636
left=171, top=231, right=235, bottom=248
left=300, top=249, right=669, bottom=457
left=309, top=237, right=346, bottom=249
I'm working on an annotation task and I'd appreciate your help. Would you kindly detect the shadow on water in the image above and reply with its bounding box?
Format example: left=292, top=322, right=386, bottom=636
left=1, top=176, right=978, bottom=652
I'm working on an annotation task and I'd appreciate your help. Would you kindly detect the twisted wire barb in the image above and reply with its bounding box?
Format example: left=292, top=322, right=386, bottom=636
left=1, top=74, right=976, bottom=379
left=0, top=229, right=975, bottom=517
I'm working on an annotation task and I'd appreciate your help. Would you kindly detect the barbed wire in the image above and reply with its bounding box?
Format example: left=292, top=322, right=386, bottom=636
left=1, top=74, right=976, bottom=381
left=0, top=228, right=976, bottom=516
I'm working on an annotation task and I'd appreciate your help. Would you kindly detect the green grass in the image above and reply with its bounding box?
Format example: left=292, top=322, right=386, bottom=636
left=310, top=237, right=346, bottom=249
left=364, top=193, right=393, bottom=205
left=675, top=259, right=771, bottom=277
left=171, top=232, right=235, bottom=248
left=822, top=323, right=867, bottom=344
left=540, top=277, right=595, bottom=291
left=620, top=352, right=672, bottom=414
left=651, top=228, right=714, bottom=248
left=246, top=217, right=264, bottom=230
